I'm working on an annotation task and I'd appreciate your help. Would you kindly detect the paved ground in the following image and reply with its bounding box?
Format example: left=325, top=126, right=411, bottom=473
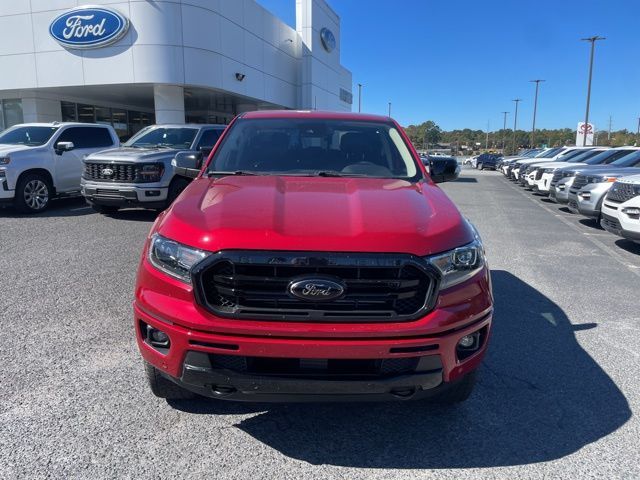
left=1, top=168, right=639, bottom=480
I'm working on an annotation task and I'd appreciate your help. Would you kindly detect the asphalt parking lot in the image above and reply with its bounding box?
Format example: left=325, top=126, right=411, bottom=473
left=1, top=167, right=639, bottom=480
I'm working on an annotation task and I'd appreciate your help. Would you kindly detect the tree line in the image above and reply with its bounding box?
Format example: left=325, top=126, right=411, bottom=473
left=404, top=121, right=639, bottom=154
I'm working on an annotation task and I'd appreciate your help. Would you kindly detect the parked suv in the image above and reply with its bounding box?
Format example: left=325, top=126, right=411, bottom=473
left=601, top=174, right=640, bottom=243
left=135, top=111, right=493, bottom=404
left=475, top=153, right=502, bottom=170
left=569, top=167, right=640, bottom=219
left=81, top=124, right=225, bottom=213
left=0, top=122, right=118, bottom=213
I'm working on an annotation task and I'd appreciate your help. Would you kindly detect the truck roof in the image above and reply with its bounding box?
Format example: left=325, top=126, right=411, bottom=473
left=240, top=110, right=394, bottom=123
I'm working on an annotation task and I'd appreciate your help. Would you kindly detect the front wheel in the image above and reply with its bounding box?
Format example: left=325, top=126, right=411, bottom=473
left=144, top=362, right=196, bottom=400
left=14, top=173, right=52, bottom=214
left=166, top=177, right=191, bottom=207
left=431, top=371, right=477, bottom=405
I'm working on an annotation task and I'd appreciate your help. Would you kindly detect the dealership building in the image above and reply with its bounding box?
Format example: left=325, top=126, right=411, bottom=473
left=0, top=0, right=352, bottom=138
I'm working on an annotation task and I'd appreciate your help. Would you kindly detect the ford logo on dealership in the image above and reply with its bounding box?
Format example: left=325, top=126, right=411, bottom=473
left=288, top=278, right=345, bottom=302
left=49, top=6, right=129, bottom=49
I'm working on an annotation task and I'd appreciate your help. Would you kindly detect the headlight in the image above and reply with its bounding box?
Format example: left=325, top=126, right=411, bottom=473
left=148, top=234, right=210, bottom=283
left=427, top=234, right=486, bottom=290
left=0, top=156, right=9, bottom=165
left=136, top=163, right=164, bottom=182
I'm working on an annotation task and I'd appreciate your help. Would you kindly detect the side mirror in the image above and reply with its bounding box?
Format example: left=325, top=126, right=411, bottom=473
left=429, top=157, right=460, bottom=183
left=55, top=141, right=74, bottom=155
left=199, top=146, right=213, bottom=156
left=172, top=151, right=203, bottom=179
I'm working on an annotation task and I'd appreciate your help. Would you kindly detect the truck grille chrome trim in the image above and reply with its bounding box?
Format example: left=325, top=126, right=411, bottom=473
left=191, top=251, right=440, bottom=322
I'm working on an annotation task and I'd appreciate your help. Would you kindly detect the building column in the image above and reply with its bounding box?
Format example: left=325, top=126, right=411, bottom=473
left=21, top=96, right=62, bottom=123
left=153, top=85, right=185, bottom=124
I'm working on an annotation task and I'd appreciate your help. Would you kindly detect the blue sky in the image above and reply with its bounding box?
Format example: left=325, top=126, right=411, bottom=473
left=258, top=0, right=640, bottom=132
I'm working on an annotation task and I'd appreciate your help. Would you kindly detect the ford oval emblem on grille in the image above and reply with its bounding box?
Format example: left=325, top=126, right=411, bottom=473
left=101, top=168, right=114, bottom=176
left=288, top=278, right=345, bottom=302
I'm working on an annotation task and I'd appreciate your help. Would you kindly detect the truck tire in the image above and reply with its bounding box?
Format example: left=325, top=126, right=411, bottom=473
left=167, top=177, right=190, bottom=207
left=144, top=362, right=196, bottom=400
left=91, top=204, right=120, bottom=215
left=14, top=172, right=52, bottom=214
left=431, top=371, right=477, bottom=405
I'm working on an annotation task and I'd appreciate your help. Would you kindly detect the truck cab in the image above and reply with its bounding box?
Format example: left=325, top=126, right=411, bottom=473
left=0, top=122, right=119, bottom=213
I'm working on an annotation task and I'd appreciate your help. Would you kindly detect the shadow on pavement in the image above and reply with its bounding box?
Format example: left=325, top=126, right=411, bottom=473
left=0, top=197, right=93, bottom=218
left=454, top=177, right=478, bottom=183
left=172, top=270, right=630, bottom=468
left=579, top=218, right=604, bottom=230
left=614, top=239, right=640, bottom=255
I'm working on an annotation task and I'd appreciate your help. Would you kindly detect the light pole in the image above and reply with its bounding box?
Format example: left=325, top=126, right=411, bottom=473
left=530, top=79, right=545, bottom=147
left=501, top=111, right=509, bottom=152
left=581, top=36, right=605, bottom=146
left=357, top=83, right=363, bottom=113
left=512, top=99, right=521, bottom=153
left=388, top=102, right=391, bottom=117
left=637, top=117, right=640, bottom=146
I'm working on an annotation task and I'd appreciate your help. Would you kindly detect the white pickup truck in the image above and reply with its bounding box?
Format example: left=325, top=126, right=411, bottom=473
left=0, top=122, right=119, bottom=213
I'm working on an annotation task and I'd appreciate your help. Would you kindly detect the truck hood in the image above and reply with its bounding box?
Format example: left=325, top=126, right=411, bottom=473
left=85, top=146, right=180, bottom=162
left=155, top=176, right=475, bottom=256
left=0, top=144, right=43, bottom=156
left=581, top=167, right=640, bottom=178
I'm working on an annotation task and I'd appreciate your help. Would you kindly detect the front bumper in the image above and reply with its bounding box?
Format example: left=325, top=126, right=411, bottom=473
left=81, top=179, right=168, bottom=208
left=601, top=199, right=640, bottom=242
left=0, top=173, right=14, bottom=201
left=575, top=183, right=612, bottom=218
left=551, top=178, right=574, bottom=203
left=134, top=256, right=493, bottom=401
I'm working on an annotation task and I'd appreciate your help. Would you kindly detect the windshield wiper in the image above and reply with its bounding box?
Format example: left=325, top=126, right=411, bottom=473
left=313, top=171, right=369, bottom=177
left=206, top=170, right=261, bottom=177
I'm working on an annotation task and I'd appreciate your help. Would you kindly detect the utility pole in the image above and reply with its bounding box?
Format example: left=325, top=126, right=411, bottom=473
left=388, top=102, right=391, bottom=117
left=357, top=83, right=363, bottom=113
left=637, top=117, right=640, bottom=146
left=501, top=111, right=509, bottom=152
left=608, top=115, right=612, bottom=141
left=485, top=120, right=489, bottom=150
left=530, top=79, right=545, bottom=147
left=512, top=99, right=522, bottom=153
left=581, top=36, right=606, bottom=146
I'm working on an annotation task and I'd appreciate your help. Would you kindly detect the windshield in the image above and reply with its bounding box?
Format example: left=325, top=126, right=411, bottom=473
left=207, top=118, right=421, bottom=180
left=584, top=149, right=633, bottom=165
left=536, top=147, right=563, bottom=158
left=556, top=149, right=591, bottom=162
left=124, top=127, right=198, bottom=149
left=568, top=149, right=606, bottom=163
left=612, top=150, right=640, bottom=167
left=0, top=126, right=59, bottom=146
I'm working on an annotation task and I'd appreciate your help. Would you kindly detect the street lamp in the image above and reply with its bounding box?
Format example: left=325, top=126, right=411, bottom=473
left=512, top=99, right=522, bottom=153
left=357, top=83, right=363, bottom=113
left=530, top=80, right=545, bottom=147
left=501, top=111, right=509, bottom=152
left=581, top=36, right=605, bottom=146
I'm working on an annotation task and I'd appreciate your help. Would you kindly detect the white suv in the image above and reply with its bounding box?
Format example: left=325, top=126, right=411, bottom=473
left=600, top=174, right=640, bottom=243
left=0, top=123, right=119, bottom=213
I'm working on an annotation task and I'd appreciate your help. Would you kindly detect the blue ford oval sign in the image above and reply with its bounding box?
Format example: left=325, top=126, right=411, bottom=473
left=49, top=6, right=129, bottom=49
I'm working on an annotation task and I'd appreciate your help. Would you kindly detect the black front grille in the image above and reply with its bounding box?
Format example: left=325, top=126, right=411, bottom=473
left=606, top=181, right=639, bottom=204
left=571, top=174, right=588, bottom=192
left=83, top=162, right=139, bottom=183
left=193, top=252, right=439, bottom=322
left=550, top=170, right=565, bottom=187
left=601, top=214, right=622, bottom=232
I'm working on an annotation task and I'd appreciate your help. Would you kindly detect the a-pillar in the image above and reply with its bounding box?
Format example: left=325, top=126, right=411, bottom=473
left=154, top=85, right=185, bottom=124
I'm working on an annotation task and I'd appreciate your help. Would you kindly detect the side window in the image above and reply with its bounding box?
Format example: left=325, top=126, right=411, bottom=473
left=196, top=129, right=223, bottom=151
left=57, top=127, right=114, bottom=149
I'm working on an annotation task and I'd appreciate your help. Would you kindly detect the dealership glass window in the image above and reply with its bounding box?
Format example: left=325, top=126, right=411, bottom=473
left=77, top=104, right=95, bottom=123
left=95, top=106, right=112, bottom=126
left=61, top=102, right=77, bottom=122
left=1, top=99, right=24, bottom=130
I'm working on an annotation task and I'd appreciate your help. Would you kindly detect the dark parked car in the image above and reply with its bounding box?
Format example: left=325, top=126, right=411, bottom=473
left=476, top=153, right=502, bottom=170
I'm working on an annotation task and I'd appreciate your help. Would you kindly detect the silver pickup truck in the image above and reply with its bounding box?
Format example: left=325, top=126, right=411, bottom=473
left=81, top=124, right=225, bottom=214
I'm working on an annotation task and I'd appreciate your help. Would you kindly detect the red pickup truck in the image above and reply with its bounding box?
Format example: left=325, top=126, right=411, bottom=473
left=134, top=111, right=492, bottom=404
